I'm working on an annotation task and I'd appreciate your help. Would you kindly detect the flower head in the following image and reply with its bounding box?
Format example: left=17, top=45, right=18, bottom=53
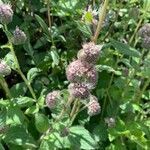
left=13, top=27, right=27, bottom=45
left=77, top=42, right=102, bottom=64
left=105, top=117, right=116, bottom=128
left=87, top=95, right=101, bottom=116
left=141, top=36, right=150, bottom=49
left=0, top=60, right=11, bottom=76
left=0, top=4, right=13, bottom=24
left=139, top=23, right=150, bottom=38
left=66, top=59, right=98, bottom=87
left=45, top=91, right=60, bottom=109
left=68, top=83, right=90, bottom=99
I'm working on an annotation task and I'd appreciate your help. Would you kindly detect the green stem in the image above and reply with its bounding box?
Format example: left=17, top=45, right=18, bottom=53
left=92, top=0, right=109, bottom=43
left=0, top=76, right=12, bottom=99
left=3, top=25, right=37, bottom=99
left=47, top=0, right=51, bottom=28
left=129, top=18, right=143, bottom=44
left=70, top=100, right=81, bottom=125
left=9, top=44, right=36, bottom=100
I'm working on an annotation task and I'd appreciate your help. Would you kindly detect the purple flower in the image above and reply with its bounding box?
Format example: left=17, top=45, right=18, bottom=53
left=0, top=60, right=11, bottom=76
left=45, top=91, right=60, bottom=109
left=87, top=95, right=101, bottom=116
left=68, top=83, right=90, bottom=99
left=0, top=4, right=13, bottom=24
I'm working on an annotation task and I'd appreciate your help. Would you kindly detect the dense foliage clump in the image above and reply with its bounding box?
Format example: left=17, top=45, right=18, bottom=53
left=0, top=0, right=150, bottom=150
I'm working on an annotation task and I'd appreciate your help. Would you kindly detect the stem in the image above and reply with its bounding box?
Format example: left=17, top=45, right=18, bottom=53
left=3, top=25, right=37, bottom=99
left=47, top=0, right=51, bottom=28
left=9, top=43, right=36, bottom=100
left=92, top=0, right=109, bottom=43
left=0, top=76, right=12, bottom=99
left=129, top=18, right=143, bottom=44
left=70, top=100, right=81, bottom=125
left=70, top=99, right=79, bottom=118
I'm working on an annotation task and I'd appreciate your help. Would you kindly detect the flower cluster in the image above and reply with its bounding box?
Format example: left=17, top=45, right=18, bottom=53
left=87, top=95, right=101, bottom=116
left=45, top=91, right=60, bottom=109
left=13, top=26, right=27, bottom=45
left=0, top=60, right=11, bottom=76
left=0, top=4, right=13, bottom=24
left=0, top=3, right=27, bottom=45
left=138, top=23, right=150, bottom=49
left=66, top=42, right=102, bottom=116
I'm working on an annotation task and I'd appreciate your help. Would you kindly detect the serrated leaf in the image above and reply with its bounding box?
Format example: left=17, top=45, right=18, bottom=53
left=69, top=126, right=98, bottom=149
left=10, top=82, right=27, bottom=98
left=35, top=113, right=49, bottom=133
left=4, top=126, right=36, bottom=148
left=27, top=67, right=41, bottom=83
left=25, top=105, right=39, bottom=115
left=50, top=50, right=60, bottom=67
left=35, top=14, right=50, bottom=37
left=7, top=106, right=25, bottom=125
left=12, top=97, right=35, bottom=108
left=110, top=39, right=141, bottom=57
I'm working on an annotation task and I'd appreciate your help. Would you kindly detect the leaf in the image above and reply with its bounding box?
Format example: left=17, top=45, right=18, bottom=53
left=0, top=109, right=7, bottom=127
left=39, top=140, right=55, bottom=150
left=4, top=52, right=17, bottom=70
left=96, top=65, right=122, bottom=75
left=25, top=105, right=39, bottom=115
left=6, top=106, right=25, bottom=125
left=76, top=22, right=92, bottom=38
left=4, top=126, right=36, bottom=148
left=35, top=14, right=50, bottom=37
left=35, top=113, right=49, bottom=133
left=12, top=97, right=35, bottom=108
left=69, top=126, right=98, bottom=149
left=110, top=39, right=141, bottom=57
left=0, top=143, right=5, bottom=150
left=50, top=50, right=60, bottom=67
left=10, top=82, right=27, bottom=98
left=27, top=67, right=41, bottom=83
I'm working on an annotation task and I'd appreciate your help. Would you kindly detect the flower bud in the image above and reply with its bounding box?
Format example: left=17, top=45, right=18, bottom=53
left=0, top=4, right=13, bottom=24
left=60, top=127, right=70, bottom=137
left=45, top=91, right=60, bottom=109
left=68, top=83, right=90, bottom=99
left=87, top=95, right=101, bottom=116
left=66, top=60, right=98, bottom=87
left=13, top=27, right=27, bottom=45
left=105, top=117, right=116, bottom=128
left=141, top=36, right=150, bottom=49
left=139, top=23, right=150, bottom=38
left=0, top=60, right=11, bottom=76
left=77, top=42, right=102, bottom=64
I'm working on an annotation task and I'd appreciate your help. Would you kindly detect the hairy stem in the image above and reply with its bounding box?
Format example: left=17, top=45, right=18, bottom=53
left=47, top=0, right=51, bottom=28
left=0, top=76, right=12, bottom=99
left=92, top=0, right=109, bottom=43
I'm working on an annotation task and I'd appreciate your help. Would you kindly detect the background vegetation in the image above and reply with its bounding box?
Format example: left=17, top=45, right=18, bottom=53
left=0, top=0, right=150, bottom=149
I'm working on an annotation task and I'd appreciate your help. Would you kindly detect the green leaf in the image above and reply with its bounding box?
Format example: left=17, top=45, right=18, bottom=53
left=110, top=39, right=141, bottom=57
left=50, top=50, right=60, bottom=67
left=27, top=67, right=41, bottom=83
left=0, top=109, right=7, bottom=127
left=35, top=14, right=50, bottom=37
left=12, top=97, right=35, bottom=108
left=7, top=106, right=25, bottom=125
left=25, top=105, right=39, bottom=115
left=39, top=140, right=55, bottom=150
left=35, top=113, right=49, bottom=133
left=10, top=82, right=27, bottom=98
left=4, top=52, right=17, bottom=70
left=0, top=143, right=5, bottom=150
left=96, top=65, right=122, bottom=75
left=4, top=126, right=36, bottom=148
left=69, top=126, right=98, bottom=149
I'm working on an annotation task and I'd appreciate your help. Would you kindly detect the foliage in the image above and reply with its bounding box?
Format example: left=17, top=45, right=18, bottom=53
left=0, top=0, right=150, bottom=149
